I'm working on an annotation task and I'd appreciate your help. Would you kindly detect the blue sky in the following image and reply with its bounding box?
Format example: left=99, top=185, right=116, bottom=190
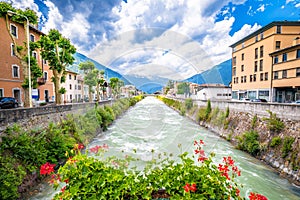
left=4, top=0, right=300, bottom=80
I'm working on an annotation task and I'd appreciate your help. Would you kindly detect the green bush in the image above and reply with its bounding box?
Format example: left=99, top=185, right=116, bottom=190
left=184, top=98, right=193, bottom=110
left=263, top=110, right=285, bottom=133
left=281, top=136, right=295, bottom=158
left=237, top=130, right=260, bottom=156
left=205, top=100, right=212, bottom=121
left=196, top=107, right=206, bottom=122
left=270, top=136, right=282, bottom=147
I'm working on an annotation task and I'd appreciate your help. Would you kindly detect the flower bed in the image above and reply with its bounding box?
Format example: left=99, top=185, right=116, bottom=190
left=41, top=139, right=267, bottom=200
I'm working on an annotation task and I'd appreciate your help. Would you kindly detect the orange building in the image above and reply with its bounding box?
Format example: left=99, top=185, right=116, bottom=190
left=230, top=21, right=300, bottom=102
left=0, top=16, right=54, bottom=106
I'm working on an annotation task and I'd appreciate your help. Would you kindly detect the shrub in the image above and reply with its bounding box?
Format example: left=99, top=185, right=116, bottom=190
left=205, top=99, right=212, bottom=120
left=237, top=130, right=260, bottom=156
left=196, top=107, right=206, bottom=122
left=270, top=136, right=282, bottom=147
left=263, top=110, right=284, bottom=133
left=184, top=98, right=193, bottom=110
left=281, top=137, right=295, bottom=158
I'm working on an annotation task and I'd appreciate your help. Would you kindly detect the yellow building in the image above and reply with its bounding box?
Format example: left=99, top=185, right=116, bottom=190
left=230, top=21, right=300, bottom=102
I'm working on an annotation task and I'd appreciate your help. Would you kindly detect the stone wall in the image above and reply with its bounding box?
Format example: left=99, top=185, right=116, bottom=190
left=177, top=98, right=300, bottom=120
left=0, top=101, right=112, bottom=134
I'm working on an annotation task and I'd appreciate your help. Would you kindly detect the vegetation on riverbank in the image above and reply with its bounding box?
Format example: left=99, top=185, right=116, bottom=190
left=0, top=96, right=144, bottom=200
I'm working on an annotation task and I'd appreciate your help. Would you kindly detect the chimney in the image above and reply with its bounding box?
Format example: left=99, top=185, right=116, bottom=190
left=293, top=37, right=300, bottom=46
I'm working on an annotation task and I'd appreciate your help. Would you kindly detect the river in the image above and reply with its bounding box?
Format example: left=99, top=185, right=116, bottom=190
left=31, top=96, right=300, bottom=200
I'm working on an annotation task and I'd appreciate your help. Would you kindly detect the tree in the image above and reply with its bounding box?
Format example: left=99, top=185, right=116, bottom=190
left=109, top=77, right=124, bottom=99
left=79, top=61, right=98, bottom=102
left=177, top=82, right=190, bottom=95
left=97, top=70, right=107, bottom=101
left=38, top=29, right=76, bottom=105
left=1, top=2, right=42, bottom=107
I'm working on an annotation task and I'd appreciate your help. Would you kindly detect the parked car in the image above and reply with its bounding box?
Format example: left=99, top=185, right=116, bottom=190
left=251, top=98, right=267, bottom=103
left=0, top=97, right=19, bottom=109
left=240, top=98, right=251, bottom=102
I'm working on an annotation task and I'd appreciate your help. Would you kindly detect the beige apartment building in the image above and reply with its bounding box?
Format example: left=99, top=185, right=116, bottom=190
left=230, top=21, right=300, bottom=102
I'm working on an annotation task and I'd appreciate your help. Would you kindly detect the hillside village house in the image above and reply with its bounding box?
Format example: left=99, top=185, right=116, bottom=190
left=0, top=16, right=54, bottom=105
left=230, top=21, right=300, bottom=103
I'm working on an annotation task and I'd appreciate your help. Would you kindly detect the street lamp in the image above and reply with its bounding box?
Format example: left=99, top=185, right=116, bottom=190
left=7, top=11, right=32, bottom=107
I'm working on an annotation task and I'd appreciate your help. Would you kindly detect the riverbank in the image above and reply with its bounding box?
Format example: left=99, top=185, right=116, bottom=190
left=0, top=96, right=144, bottom=200
left=157, top=96, right=300, bottom=186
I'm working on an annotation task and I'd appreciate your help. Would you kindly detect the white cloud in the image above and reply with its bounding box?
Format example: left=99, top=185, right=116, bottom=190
left=295, top=3, right=300, bottom=7
left=257, top=4, right=265, bottom=12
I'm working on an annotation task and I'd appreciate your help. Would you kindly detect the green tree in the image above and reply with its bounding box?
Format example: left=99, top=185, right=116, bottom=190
left=1, top=2, right=41, bottom=107
left=37, top=29, right=76, bottom=104
left=177, top=82, right=190, bottom=95
left=110, top=77, right=124, bottom=99
left=79, top=61, right=98, bottom=102
left=97, top=70, right=107, bottom=101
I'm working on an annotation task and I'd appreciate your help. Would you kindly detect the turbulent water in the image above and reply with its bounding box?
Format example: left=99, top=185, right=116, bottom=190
left=31, top=96, right=300, bottom=200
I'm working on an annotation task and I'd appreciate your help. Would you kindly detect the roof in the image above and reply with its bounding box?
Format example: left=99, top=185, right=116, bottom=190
left=269, top=43, right=300, bottom=56
left=229, top=21, right=300, bottom=48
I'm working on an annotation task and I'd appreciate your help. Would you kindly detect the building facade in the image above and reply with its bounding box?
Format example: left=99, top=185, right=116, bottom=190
left=230, top=21, right=300, bottom=102
left=0, top=16, right=54, bottom=106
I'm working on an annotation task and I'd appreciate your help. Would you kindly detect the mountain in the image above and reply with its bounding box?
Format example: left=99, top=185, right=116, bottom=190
left=186, top=59, right=232, bottom=85
left=67, top=52, right=131, bottom=85
left=123, top=75, right=169, bottom=94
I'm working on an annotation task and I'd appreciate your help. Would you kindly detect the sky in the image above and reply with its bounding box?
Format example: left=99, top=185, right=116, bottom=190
left=3, top=0, right=300, bottom=80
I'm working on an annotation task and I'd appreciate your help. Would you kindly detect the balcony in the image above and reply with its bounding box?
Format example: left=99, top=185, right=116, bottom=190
left=37, top=77, right=46, bottom=85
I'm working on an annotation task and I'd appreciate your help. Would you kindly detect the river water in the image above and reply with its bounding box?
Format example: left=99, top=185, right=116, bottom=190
left=31, top=96, right=300, bottom=200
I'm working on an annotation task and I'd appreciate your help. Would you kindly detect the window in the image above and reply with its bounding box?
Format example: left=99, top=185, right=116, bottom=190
left=260, top=73, right=264, bottom=81
left=75, top=85, right=77, bottom=90
left=236, top=77, right=238, bottom=83
left=30, top=34, right=35, bottom=42
left=244, top=76, right=247, bottom=83
left=254, top=61, right=258, bottom=72
left=0, top=88, right=3, bottom=97
left=260, top=46, right=264, bottom=58
left=232, top=47, right=236, bottom=52
left=233, top=56, right=236, bottom=66
left=253, top=74, right=256, bottom=82
left=260, top=32, right=264, bottom=39
left=69, top=74, right=72, bottom=80
left=74, top=75, right=76, bottom=80
left=255, top=35, right=258, bottom=42
left=44, top=71, right=48, bottom=81
left=274, top=71, right=279, bottom=79
left=282, top=53, right=287, bottom=62
left=282, top=70, right=287, bottom=78
left=70, top=94, right=72, bottom=100
left=241, top=53, right=244, bottom=61
left=241, top=65, right=244, bottom=72
left=11, top=43, right=16, bottom=56
left=10, top=24, right=17, bottom=37
left=265, top=72, right=268, bottom=81
left=259, top=60, right=263, bottom=71
left=255, top=48, right=258, bottom=59
left=276, top=25, right=281, bottom=34
left=242, top=43, right=245, bottom=48
left=32, top=51, right=37, bottom=60
left=241, top=76, right=244, bottom=83
left=233, top=67, right=236, bottom=76
left=276, top=41, right=281, bottom=49
left=12, top=65, right=19, bottom=78
left=274, top=56, right=278, bottom=64
left=78, top=85, right=81, bottom=90
left=296, top=68, right=300, bottom=77
left=297, top=49, right=300, bottom=58
left=69, top=84, right=72, bottom=90
left=250, top=75, right=253, bottom=82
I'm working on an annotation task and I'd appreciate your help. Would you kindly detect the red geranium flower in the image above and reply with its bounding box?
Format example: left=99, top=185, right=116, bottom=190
left=40, top=162, right=56, bottom=175
left=183, top=183, right=191, bottom=192
left=249, top=192, right=268, bottom=200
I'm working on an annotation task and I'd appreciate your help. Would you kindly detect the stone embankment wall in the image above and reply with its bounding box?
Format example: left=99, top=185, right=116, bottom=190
left=0, top=101, right=112, bottom=134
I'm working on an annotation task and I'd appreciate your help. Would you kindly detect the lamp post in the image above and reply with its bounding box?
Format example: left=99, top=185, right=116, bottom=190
left=7, top=11, right=32, bottom=107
